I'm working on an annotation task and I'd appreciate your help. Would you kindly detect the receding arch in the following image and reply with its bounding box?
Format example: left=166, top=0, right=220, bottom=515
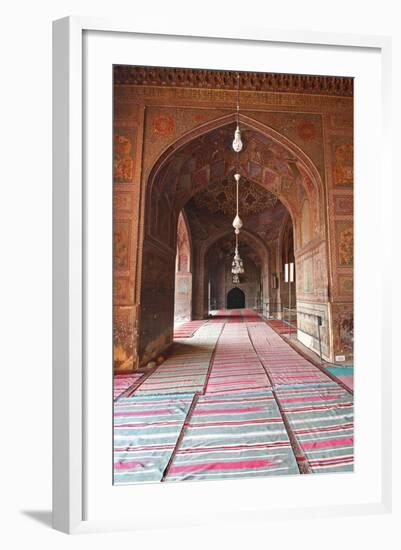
left=174, top=211, right=193, bottom=323
left=201, top=228, right=267, bottom=315
left=194, top=227, right=270, bottom=319
left=147, top=112, right=323, bottom=200
left=144, top=113, right=326, bottom=245
left=227, top=287, right=245, bottom=309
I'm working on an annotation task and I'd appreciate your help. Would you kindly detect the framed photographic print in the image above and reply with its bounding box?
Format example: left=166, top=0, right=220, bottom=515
left=53, top=17, right=392, bottom=534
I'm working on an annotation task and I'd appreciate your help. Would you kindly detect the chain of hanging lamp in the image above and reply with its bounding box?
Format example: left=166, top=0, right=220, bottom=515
left=231, top=72, right=245, bottom=284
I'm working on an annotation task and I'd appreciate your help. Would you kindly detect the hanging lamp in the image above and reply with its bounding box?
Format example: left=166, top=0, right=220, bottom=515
left=232, top=73, right=243, bottom=152
left=231, top=73, right=245, bottom=283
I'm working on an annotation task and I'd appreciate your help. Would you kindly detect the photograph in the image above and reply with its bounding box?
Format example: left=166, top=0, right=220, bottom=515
left=112, top=65, right=354, bottom=484
left=0, top=0, right=396, bottom=542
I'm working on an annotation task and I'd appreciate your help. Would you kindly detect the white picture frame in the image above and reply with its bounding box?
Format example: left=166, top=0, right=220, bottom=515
left=52, top=16, right=392, bottom=534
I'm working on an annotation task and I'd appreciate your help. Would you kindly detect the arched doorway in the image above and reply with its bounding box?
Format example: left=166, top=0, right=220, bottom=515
left=227, top=287, right=245, bottom=309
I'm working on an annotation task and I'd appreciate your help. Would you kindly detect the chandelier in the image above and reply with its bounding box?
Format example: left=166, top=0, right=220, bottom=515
left=231, top=73, right=245, bottom=283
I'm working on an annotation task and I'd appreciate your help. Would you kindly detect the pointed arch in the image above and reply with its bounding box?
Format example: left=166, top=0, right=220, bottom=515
left=138, top=114, right=330, bottom=365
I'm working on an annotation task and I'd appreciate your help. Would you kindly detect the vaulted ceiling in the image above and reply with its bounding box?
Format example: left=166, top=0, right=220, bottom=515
left=191, top=176, right=278, bottom=217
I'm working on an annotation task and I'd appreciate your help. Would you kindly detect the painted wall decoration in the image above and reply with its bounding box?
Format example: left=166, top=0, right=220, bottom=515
left=338, top=274, right=353, bottom=295
left=333, top=142, right=354, bottom=186
left=113, top=190, right=134, bottom=214
left=113, top=221, right=131, bottom=270
left=296, top=120, right=317, bottom=142
left=334, top=195, right=353, bottom=215
left=332, top=303, right=354, bottom=358
left=300, top=199, right=311, bottom=247
left=303, top=257, right=313, bottom=293
left=336, top=221, right=354, bottom=267
left=152, top=114, right=175, bottom=136
left=114, top=276, right=130, bottom=303
left=113, top=130, right=136, bottom=183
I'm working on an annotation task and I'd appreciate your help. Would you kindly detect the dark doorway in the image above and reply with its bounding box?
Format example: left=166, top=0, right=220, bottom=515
left=227, top=287, right=245, bottom=309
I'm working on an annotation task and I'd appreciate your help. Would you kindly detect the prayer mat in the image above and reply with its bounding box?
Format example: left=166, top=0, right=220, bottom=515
left=275, top=384, right=354, bottom=473
left=134, top=324, right=223, bottom=395
left=247, top=323, right=332, bottom=387
left=113, top=373, right=145, bottom=400
left=113, top=393, right=195, bottom=484
left=174, top=320, right=208, bottom=338
left=165, top=390, right=300, bottom=482
left=266, top=319, right=297, bottom=335
left=205, top=323, right=272, bottom=394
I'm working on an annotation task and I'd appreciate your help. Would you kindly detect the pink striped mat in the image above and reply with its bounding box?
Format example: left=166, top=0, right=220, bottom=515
left=205, top=323, right=272, bottom=394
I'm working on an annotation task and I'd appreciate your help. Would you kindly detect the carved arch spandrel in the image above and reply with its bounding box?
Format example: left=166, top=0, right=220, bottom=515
left=144, top=113, right=325, bottom=246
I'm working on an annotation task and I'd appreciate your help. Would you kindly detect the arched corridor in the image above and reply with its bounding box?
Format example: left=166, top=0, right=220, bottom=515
left=113, top=66, right=354, bottom=484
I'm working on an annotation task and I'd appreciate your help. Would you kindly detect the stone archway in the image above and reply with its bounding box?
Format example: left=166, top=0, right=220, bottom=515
left=138, top=114, right=330, bottom=365
left=174, top=211, right=192, bottom=323
left=227, top=288, right=245, bottom=309
left=200, top=228, right=269, bottom=318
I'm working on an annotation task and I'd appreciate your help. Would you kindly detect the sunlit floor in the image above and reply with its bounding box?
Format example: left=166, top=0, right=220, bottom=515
left=113, top=309, right=354, bottom=484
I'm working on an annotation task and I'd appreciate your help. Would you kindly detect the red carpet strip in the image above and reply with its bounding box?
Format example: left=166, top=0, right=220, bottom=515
left=134, top=324, right=224, bottom=395
left=173, top=320, right=208, bottom=338
left=208, top=309, right=262, bottom=324
left=247, top=322, right=333, bottom=387
left=205, top=323, right=272, bottom=394
left=266, top=319, right=297, bottom=335
left=240, top=309, right=262, bottom=322
left=113, top=373, right=145, bottom=400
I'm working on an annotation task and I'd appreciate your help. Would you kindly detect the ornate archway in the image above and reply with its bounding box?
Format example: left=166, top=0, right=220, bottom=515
left=137, top=115, right=330, bottom=365
left=200, top=228, right=269, bottom=317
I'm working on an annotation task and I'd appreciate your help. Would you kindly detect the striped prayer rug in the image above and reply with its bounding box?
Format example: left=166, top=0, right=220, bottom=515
left=114, top=393, right=195, bottom=484
left=208, top=309, right=242, bottom=324
left=173, top=320, right=208, bottom=338
left=208, top=309, right=262, bottom=324
left=240, top=309, right=262, bottom=322
left=113, top=373, right=145, bottom=400
left=165, top=390, right=300, bottom=482
left=205, top=323, right=272, bottom=394
left=135, top=323, right=223, bottom=395
left=266, top=319, right=297, bottom=335
left=275, top=384, right=354, bottom=473
left=248, top=322, right=332, bottom=387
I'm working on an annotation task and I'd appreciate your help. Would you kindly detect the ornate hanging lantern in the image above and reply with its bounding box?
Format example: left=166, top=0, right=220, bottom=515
left=232, top=74, right=243, bottom=153
left=232, top=125, right=243, bottom=153
left=232, top=174, right=243, bottom=234
left=231, top=173, right=245, bottom=280
left=230, top=74, right=245, bottom=282
left=231, top=240, right=245, bottom=276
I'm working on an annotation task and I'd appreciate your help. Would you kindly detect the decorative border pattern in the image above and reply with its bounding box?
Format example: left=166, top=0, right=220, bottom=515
left=114, top=65, right=354, bottom=97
